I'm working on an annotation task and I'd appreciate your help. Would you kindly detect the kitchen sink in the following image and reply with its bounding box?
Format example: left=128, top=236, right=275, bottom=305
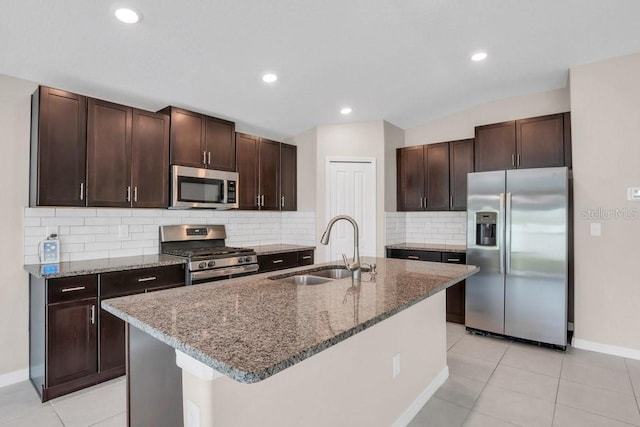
left=275, top=275, right=333, bottom=286
left=308, top=268, right=352, bottom=279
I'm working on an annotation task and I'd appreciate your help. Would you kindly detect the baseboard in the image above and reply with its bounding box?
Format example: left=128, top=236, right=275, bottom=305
left=572, top=337, right=640, bottom=360
left=0, top=368, right=29, bottom=389
left=392, top=365, right=449, bottom=427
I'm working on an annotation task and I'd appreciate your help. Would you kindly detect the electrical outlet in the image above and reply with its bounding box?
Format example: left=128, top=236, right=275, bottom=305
left=392, top=353, right=401, bottom=378
left=590, top=222, right=601, bottom=237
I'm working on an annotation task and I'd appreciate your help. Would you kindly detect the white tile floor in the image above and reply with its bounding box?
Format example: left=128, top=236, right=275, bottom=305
left=2, top=323, right=640, bottom=426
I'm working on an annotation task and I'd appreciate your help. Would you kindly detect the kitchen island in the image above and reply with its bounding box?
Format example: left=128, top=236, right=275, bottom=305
left=102, top=256, right=477, bottom=427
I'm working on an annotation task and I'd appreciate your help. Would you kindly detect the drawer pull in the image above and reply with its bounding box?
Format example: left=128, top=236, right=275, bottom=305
left=447, top=259, right=461, bottom=262
left=301, top=256, right=312, bottom=260
left=90, top=305, right=95, bottom=325
left=137, top=276, right=157, bottom=282
left=407, top=256, right=420, bottom=260
left=61, top=286, right=86, bottom=293
left=272, top=259, right=284, bottom=264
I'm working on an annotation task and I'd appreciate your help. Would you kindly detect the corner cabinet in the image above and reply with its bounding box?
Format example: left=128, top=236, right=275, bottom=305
left=162, top=106, right=236, bottom=172
left=474, top=113, right=570, bottom=172
left=30, top=87, right=88, bottom=207
left=236, top=132, right=297, bottom=211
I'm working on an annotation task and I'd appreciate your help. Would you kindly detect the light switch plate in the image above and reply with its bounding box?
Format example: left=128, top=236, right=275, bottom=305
left=392, top=353, right=401, bottom=378
left=590, top=222, right=601, bottom=236
left=628, top=187, right=640, bottom=201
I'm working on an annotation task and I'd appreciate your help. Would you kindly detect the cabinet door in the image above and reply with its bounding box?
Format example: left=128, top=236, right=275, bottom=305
left=236, top=133, right=260, bottom=210
left=280, top=143, right=297, bottom=211
left=47, top=299, right=97, bottom=387
left=99, top=309, right=126, bottom=376
left=34, top=87, right=87, bottom=206
left=516, top=114, right=564, bottom=169
left=131, top=109, right=170, bottom=208
left=474, top=121, right=516, bottom=172
left=168, top=108, right=206, bottom=168
left=259, top=139, right=281, bottom=210
left=425, top=143, right=450, bottom=210
left=397, top=146, right=425, bottom=211
left=449, top=139, right=474, bottom=211
left=87, top=99, right=132, bottom=207
left=205, top=117, right=236, bottom=171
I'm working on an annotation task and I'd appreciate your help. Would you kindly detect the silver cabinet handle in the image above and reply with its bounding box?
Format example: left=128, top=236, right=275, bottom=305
left=419, top=197, right=423, bottom=209
left=517, top=153, right=521, bottom=167
left=208, top=152, right=211, bottom=165
left=256, top=195, right=261, bottom=207
left=133, top=186, right=138, bottom=203
left=80, top=183, right=84, bottom=201
left=90, top=305, right=95, bottom=325
left=137, top=276, right=157, bottom=282
left=447, top=258, right=461, bottom=262
left=126, top=186, right=131, bottom=202
left=61, top=286, right=86, bottom=293
left=203, top=151, right=207, bottom=165
left=450, top=195, right=453, bottom=210
left=301, top=255, right=311, bottom=260
left=511, top=154, right=515, bottom=167
left=272, top=259, right=284, bottom=264
left=407, top=255, right=420, bottom=260
left=261, top=195, right=265, bottom=207
left=499, top=192, right=505, bottom=274
left=281, top=195, right=285, bottom=208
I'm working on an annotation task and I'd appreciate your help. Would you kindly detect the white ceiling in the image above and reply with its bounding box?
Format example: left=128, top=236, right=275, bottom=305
left=1, top=1, right=640, bottom=140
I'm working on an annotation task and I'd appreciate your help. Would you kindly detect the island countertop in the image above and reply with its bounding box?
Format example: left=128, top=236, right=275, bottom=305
left=101, top=256, right=478, bottom=384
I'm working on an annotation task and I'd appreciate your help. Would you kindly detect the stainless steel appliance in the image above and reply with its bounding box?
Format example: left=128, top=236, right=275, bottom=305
left=466, top=167, right=568, bottom=348
left=160, top=224, right=258, bottom=285
left=170, top=165, right=238, bottom=209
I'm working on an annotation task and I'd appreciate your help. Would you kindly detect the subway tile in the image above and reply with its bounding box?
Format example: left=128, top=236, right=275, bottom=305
left=60, top=235, right=96, bottom=244
left=24, top=217, right=40, bottom=227
left=69, top=226, right=110, bottom=235
left=69, top=251, right=109, bottom=261
left=84, top=242, right=121, bottom=252
left=96, top=209, right=132, bottom=217
left=85, top=217, right=122, bottom=226
left=121, top=217, right=153, bottom=225
left=108, top=248, right=144, bottom=258
left=121, top=240, right=154, bottom=249
left=24, top=227, right=47, bottom=237
left=132, top=209, right=162, bottom=217
left=56, top=208, right=96, bottom=217
left=25, top=208, right=55, bottom=217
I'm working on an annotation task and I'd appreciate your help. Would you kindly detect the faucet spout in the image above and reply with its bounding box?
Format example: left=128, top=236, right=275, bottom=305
left=320, top=215, right=361, bottom=279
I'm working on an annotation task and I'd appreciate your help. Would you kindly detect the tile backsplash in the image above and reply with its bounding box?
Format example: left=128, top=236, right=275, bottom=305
left=24, top=208, right=316, bottom=264
left=385, top=211, right=467, bottom=246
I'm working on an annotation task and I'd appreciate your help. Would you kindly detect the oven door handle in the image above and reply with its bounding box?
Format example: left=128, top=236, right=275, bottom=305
left=190, top=265, right=259, bottom=283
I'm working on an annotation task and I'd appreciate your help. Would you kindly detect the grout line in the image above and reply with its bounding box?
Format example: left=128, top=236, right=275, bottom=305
left=550, top=348, right=565, bottom=426
left=624, top=359, right=640, bottom=419
left=88, top=411, right=126, bottom=427
left=49, top=401, right=66, bottom=427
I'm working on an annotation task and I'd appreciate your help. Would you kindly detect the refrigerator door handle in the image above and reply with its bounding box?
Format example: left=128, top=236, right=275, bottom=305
left=499, top=192, right=505, bottom=275
left=505, top=192, right=512, bottom=274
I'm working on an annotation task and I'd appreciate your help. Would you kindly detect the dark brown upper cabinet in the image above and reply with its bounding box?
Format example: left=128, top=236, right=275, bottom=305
left=475, top=113, right=570, bottom=172
left=162, top=107, right=235, bottom=171
left=397, top=143, right=449, bottom=211
left=87, top=100, right=169, bottom=208
left=30, top=87, right=87, bottom=207
left=449, top=139, right=474, bottom=211
left=236, top=133, right=296, bottom=211
left=280, top=143, right=297, bottom=211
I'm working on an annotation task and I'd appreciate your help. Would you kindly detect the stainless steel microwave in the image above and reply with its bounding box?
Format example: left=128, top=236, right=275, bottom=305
left=170, top=165, right=238, bottom=209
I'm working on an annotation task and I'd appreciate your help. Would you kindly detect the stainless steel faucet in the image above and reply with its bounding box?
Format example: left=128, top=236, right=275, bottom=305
left=320, top=215, right=361, bottom=280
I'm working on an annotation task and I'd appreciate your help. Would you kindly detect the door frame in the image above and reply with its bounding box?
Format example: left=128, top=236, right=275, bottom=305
left=324, top=156, right=377, bottom=262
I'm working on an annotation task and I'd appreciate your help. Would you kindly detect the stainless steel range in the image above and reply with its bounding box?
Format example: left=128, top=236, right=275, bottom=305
left=160, top=225, right=258, bottom=285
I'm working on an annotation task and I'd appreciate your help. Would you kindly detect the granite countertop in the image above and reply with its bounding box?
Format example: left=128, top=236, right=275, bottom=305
left=251, top=244, right=316, bottom=256
left=102, top=256, right=478, bottom=384
left=386, top=242, right=467, bottom=253
left=24, top=255, right=186, bottom=279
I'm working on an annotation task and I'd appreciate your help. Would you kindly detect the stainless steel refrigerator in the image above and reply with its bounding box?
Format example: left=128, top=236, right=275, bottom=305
left=466, top=167, right=568, bottom=347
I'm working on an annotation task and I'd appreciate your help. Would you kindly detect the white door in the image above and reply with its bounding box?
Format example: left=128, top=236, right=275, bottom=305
left=326, top=158, right=376, bottom=262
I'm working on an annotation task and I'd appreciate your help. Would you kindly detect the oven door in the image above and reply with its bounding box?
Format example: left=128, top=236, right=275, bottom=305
left=170, top=165, right=238, bottom=209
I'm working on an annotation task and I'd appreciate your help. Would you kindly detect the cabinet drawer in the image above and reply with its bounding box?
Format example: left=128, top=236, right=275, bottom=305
left=297, top=250, right=314, bottom=266
left=48, top=275, right=98, bottom=304
left=101, top=265, right=185, bottom=299
left=258, top=252, right=298, bottom=273
left=441, top=252, right=466, bottom=264
left=386, top=249, right=441, bottom=262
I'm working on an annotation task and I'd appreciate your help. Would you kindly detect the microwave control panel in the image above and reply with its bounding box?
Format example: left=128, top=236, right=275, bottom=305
left=227, top=180, right=236, bottom=203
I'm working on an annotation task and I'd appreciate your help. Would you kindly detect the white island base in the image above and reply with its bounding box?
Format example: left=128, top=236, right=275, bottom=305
left=174, top=292, right=448, bottom=427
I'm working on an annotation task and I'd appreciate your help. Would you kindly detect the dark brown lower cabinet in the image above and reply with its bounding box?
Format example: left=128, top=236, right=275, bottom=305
left=257, top=249, right=315, bottom=273
left=386, top=248, right=466, bottom=324
left=99, top=310, right=127, bottom=377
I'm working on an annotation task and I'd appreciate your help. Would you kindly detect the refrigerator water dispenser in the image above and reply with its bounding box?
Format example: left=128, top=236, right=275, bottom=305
left=475, top=212, right=497, bottom=246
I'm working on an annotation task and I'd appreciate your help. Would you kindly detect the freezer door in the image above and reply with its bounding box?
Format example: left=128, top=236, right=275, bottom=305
left=466, top=170, right=506, bottom=334
left=505, top=167, right=568, bottom=346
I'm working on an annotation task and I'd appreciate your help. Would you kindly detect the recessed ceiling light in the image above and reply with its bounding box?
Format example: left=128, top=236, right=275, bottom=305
left=471, top=52, right=488, bottom=62
left=262, top=73, right=278, bottom=83
left=340, top=107, right=352, bottom=115
left=115, top=8, right=141, bottom=24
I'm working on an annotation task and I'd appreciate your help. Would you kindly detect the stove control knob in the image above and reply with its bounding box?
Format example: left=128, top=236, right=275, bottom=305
left=237, top=258, right=244, bottom=264
left=198, top=262, right=207, bottom=269
left=208, top=261, right=216, bottom=267
left=244, top=257, right=252, bottom=263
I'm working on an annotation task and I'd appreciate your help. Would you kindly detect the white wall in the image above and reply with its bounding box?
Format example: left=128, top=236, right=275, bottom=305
left=383, top=121, right=405, bottom=212
left=0, top=75, right=37, bottom=382
left=315, top=121, right=387, bottom=261
left=286, top=127, right=317, bottom=212
left=570, top=52, right=640, bottom=355
left=405, top=88, right=570, bottom=147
